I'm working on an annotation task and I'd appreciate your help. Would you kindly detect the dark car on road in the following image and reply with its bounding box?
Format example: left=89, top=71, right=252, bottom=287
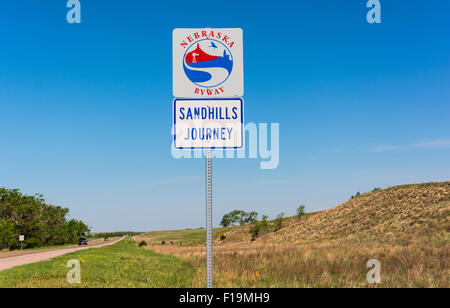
left=78, top=238, right=88, bottom=245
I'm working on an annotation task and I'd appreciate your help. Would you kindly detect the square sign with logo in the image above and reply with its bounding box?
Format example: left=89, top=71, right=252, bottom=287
left=173, top=28, right=243, bottom=98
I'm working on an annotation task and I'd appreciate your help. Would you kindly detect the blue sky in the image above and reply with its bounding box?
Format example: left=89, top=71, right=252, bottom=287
left=1, top=0, right=449, bottom=232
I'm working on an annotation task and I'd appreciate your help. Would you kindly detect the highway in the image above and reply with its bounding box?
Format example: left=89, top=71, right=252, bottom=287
left=0, top=237, right=122, bottom=271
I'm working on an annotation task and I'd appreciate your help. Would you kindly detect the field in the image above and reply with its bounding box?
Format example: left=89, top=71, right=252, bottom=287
left=1, top=182, right=448, bottom=288
left=136, top=182, right=450, bottom=288
left=141, top=227, right=228, bottom=246
left=142, top=237, right=448, bottom=287
left=0, top=238, right=195, bottom=288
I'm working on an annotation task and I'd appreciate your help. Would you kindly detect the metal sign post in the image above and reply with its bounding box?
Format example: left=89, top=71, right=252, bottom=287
left=205, top=150, right=213, bottom=288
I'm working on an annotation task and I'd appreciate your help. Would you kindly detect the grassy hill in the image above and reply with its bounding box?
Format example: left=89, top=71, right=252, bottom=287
left=137, top=182, right=450, bottom=287
left=221, top=181, right=449, bottom=245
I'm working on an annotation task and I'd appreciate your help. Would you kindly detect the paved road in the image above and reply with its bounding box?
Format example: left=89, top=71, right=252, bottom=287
left=0, top=237, right=122, bottom=271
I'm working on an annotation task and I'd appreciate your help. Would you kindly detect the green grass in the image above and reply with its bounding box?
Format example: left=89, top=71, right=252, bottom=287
left=0, top=238, right=195, bottom=288
left=142, top=227, right=229, bottom=246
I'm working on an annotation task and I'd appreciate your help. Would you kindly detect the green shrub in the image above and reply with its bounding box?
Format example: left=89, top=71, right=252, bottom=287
left=138, top=240, right=147, bottom=247
left=274, top=213, right=285, bottom=232
left=351, top=192, right=361, bottom=199
left=297, top=205, right=306, bottom=218
left=249, top=215, right=270, bottom=240
left=0, top=219, right=15, bottom=250
left=249, top=223, right=260, bottom=241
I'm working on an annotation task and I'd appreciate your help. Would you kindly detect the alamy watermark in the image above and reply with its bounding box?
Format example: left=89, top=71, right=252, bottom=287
left=366, top=259, right=381, bottom=284
left=66, top=259, right=81, bottom=284
left=366, top=0, right=381, bottom=24
left=66, top=1, right=380, bottom=25
left=171, top=122, right=279, bottom=170
left=66, top=0, right=81, bottom=24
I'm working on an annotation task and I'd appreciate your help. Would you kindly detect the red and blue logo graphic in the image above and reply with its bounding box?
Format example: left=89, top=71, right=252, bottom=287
left=183, top=39, right=233, bottom=88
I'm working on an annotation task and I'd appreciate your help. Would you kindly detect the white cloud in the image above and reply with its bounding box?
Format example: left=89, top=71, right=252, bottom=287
left=371, top=139, right=450, bottom=152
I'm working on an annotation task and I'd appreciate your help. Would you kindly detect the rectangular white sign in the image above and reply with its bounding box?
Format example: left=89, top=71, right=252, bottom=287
left=173, top=98, right=244, bottom=149
left=173, top=28, right=243, bottom=98
left=19, top=235, right=24, bottom=242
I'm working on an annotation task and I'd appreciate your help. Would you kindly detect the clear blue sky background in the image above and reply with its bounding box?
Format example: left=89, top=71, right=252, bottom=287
left=1, top=0, right=449, bottom=232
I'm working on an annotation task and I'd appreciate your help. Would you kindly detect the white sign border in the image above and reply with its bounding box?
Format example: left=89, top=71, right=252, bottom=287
left=173, top=98, right=244, bottom=150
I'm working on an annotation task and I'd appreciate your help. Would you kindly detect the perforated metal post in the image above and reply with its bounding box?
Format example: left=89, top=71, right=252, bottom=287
left=205, top=150, right=213, bottom=288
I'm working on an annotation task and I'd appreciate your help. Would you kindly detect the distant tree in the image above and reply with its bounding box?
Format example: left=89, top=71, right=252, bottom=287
left=372, top=187, right=381, bottom=192
left=0, top=187, right=90, bottom=250
left=0, top=219, right=15, bottom=250
left=220, top=213, right=233, bottom=227
left=138, top=240, right=147, bottom=247
left=221, top=210, right=259, bottom=227
left=88, top=231, right=142, bottom=238
left=297, top=205, right=306, bottom=218
left=244, top=211, right=258, bottom=225
left=231, top=210, right=247, bottom=226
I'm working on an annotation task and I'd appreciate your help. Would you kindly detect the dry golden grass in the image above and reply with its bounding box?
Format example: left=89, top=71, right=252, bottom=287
left=137, top=182, right=450, bottom=288
left=146, top=240, right=449, bottom=288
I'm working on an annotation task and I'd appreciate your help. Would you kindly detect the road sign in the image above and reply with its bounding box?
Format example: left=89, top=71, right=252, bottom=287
left=173, top=98, right=244, bottom=150
left=173, top=28, right=243, bottom=98
left=19, top=235, right=24, bottom=250
left=172, top=28, right=245, bottom=289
